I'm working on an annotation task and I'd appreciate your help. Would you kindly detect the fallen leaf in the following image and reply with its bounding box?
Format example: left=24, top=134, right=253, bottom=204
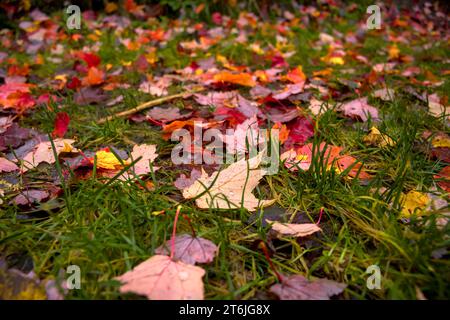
left=93, top=149, right=126, bottom=170
left=13, top=190, right=49, bottom=205
left=213, top=71, right=256, bottom=87
left=435, top=166, right=450, bottom=193
left=51, top=112, right=70, bottom=138
left=270, top=275, right=346, bottom=300
left=84, top=67, right=104, bottom=86
left=285, top=66, right=306, bottom=84
left=21, top=139, right=78, bottom=172
left=339, top=98, right=379, bottom=122
left=373, top=88, right=395, bottom=101
left=182, top=153, right=275, bottom=211
left=363, top=127, right=395, bottom=148
left=400, top=191, right=430, bottom=218
left=174, top=168, right=203, bottom=190
left=155, top=234, right=218, bottom=265
left=0, top=157, right=19, bottom=172
left=266, top=219, right=321, bottom=238
left=146, top=107, right=192, bottom=123
left=119, top=144, right=159, bottom=180
left=116, top=255, right=205, bottom=300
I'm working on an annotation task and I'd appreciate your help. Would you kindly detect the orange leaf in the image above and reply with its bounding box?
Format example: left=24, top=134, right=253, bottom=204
left=286, top=66, right=306, bottom=84
left=213, top=71, right=256, bottom=87
left=84, top=67, right=104, bottom=86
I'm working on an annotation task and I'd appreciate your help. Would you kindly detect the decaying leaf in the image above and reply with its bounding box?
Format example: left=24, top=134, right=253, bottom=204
left=181, top=153, right=275, bottom=211
left=266, top=219, right=321, bottom=238
left=155, top=234, right=218, bottom=265
left=270, top=275, right=346, bottom=300
left=116, top=255, right=205, bottom=300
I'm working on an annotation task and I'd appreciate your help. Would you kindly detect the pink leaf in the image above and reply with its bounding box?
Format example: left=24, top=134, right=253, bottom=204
left=270, top=275, right=346, bottom=300
left=155, top=234, right=218, bottom=265
left=340, top=98, right=379, bottom=122
left=116, top=255, right=205, bottom=300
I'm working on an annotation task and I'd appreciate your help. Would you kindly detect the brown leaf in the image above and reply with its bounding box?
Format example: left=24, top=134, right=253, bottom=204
left=155, top=234, right=218, bottom=265
left=270, top=275, right=346, bottom=300
left=116, top=255, right=205, bottom=300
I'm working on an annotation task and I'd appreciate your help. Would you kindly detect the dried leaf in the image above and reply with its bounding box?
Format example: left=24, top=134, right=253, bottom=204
left=155, top=234, right=218, bottom=265
left=270, top=275, right=346, bottom=300
left=400, top=191, right=430, bottom=218
left=116, top=255, right=205, bottom=300
left=0, top=157, right=19, bottom=172
left=182, top=153, right=275, bottom=211
left=51, top=112, right=70, bottom=138
left=21, top=139, right=78, bottom=172
left=340, top=97, right=379, bottom=122
left=213, top=71, right=256, bottom=87
left=13, top=190, right=49, bottom=205
left=363, top=127, right=395, bottom=148
left=266, top=219, right=321, bottom=238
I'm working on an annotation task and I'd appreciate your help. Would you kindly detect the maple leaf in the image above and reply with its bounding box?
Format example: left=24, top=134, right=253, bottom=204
left=182, top=153, right=275, bottom=211
left=435, top=166, right=450, bottom=193
left=266, top=219, right=321, bottom=238
left=116, top=255, right=205, bottom=300
left=285, top=66, right=306, bottom=84
left=339, top=98, right=379, bottom=122
left=213, top=71, right=256, bottom=87
left=270, top=275, right=346, bottom=300
left=174, top=168, right=203, bottom=190
left=118, top=144, right=159, bottom=180
left=363, top=127, right=395, bottom=148
left=400, top=191, right=430, bottom=218
left=0, top=157, right=18, bottom=172
left=13, top=190, right=49, bottom=205
left=155, top=234, right=218, bottom=265
left=51, top=112, right=70, bottom=138
left=20, top=139, right=78, bottom=172
left=83, top=67, right=104, bottom=86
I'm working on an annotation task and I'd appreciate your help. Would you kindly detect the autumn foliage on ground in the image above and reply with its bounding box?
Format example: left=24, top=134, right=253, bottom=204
left=0, top=1, right=449, bottom=300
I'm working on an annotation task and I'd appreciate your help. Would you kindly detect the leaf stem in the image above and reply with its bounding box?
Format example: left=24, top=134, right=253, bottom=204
left=182, top=213, right=196, bottom=238
left=170, top=205, right=182, bottom=260
left=258, top=240, right=283, bottom=283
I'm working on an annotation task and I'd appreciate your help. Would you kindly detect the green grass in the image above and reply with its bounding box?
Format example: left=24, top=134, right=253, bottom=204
left=1, top=3, right=449, bottom=300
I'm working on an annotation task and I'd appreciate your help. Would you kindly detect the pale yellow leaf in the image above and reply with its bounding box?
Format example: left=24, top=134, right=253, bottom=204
left=182, top=153, right=275, bottom=211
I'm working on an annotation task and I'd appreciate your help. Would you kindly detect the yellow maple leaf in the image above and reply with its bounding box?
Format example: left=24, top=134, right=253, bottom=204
left=94, top=150, right=128, bottom=170
left=400, top=191, right=429, bottom=218
left=388, top=44, right=400, bottom=59
left=363, top=127, right=395, bottom=148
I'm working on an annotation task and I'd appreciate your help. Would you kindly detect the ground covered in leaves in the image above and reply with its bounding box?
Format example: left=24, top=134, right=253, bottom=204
left=0, top=1, right=449, bottom=300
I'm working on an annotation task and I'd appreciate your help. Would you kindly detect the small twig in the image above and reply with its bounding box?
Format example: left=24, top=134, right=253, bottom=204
left=97, top=87, right=205, bottom=124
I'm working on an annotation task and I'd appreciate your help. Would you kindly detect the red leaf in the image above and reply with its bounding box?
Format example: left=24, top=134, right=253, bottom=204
left=80, top=52, right=101, bottom=68
left=52, top=112, right=70, bottom=138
